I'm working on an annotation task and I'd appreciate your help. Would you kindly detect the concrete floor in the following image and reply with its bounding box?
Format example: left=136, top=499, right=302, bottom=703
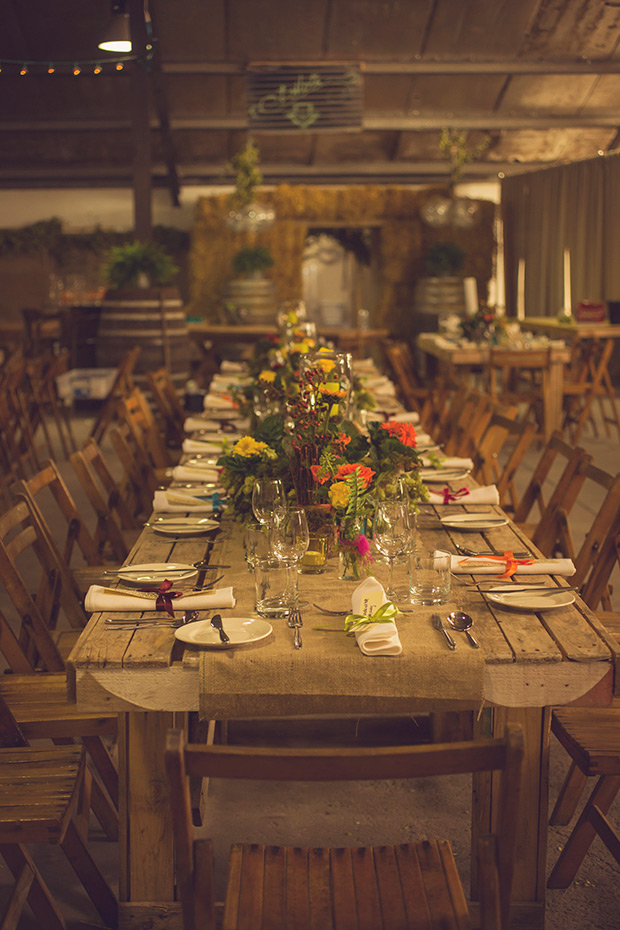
left=2, top=401, right=620, bottom=929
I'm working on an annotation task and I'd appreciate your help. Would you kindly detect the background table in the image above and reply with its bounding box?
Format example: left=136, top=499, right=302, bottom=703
left=416, top=332, right=571, bottom=441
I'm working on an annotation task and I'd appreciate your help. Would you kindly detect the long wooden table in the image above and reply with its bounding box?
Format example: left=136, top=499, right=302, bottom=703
left=67, top=481, right=617, bottom=929
left=187, top=321, right=390, bottom=358
left=416, top=332, right=571, bottom=441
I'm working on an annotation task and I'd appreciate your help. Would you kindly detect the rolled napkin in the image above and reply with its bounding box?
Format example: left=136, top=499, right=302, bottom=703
left=426, top=485, right=499, bottom=505
left=415, top=431, right=434, bottom=445
left=153, top=490, right=218, bottom=513
left=389, top=411, right=420, bottom=424
left=346, top=577, right=402, bottom=656
left=172, top=465, right=220, bottom=483
left=182, top=438, right=222, bottom=454
left=184, top=417, right=226, bottom=434
left=421, top=455, right=474, bottom=470
left=203, top=393, right=237, bottom=410
left=450, top=555, right=575, bottom=576
left=220, top=360, right=247, bottom=373
left=85, top=584, right=236, bottom=613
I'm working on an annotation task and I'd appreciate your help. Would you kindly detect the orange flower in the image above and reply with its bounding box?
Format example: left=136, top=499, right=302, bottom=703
left=338, top=432, right=351, bottom=446
left=333, top=463, right=375, bottom=488
left=381, top=421, right=417, bottom=447
left=310, top=464, right=330, bottom=485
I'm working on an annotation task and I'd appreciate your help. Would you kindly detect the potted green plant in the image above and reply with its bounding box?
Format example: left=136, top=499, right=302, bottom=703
left=424, top=242, right=465, bottom=278
left=102, top=240, right=179, bottom=289
left=232, top=246, right=274, bottom=279
left=97, top=240, right=188, bottom=384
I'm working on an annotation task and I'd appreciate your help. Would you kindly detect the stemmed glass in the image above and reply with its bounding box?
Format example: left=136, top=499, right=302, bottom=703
left=373, top=501, right=411, bottom=600
left=251, top=478, right=286, bottom=526
left=270, top=507, right=310, bottom=609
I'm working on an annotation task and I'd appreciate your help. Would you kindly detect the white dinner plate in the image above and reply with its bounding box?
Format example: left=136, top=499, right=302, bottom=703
left=485, top=589, right=575, bottom=611
left=420, top=468, right=470, bottom=482
left=440, top=513, right=509, bottom=530
left=114, top=562, right=198, bottom=585
left=174, top=616, right=272, bottom=648
left=151, top=517, right=220, bottom=537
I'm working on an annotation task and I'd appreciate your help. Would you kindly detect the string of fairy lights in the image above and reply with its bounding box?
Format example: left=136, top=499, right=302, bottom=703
left=0, top=48, right=155, bottom=77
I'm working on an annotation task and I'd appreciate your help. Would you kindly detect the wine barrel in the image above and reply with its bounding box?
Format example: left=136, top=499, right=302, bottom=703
left=222, top=276, right=277, bottom=324
left=96, top=287, right=189, bottom=389
left=412, top=276, right=466, bottom=334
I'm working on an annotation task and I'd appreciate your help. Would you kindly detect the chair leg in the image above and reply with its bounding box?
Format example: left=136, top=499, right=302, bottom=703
left=549, top=760, right=588, bottom=826
left=548, top=774, right=620, bottom=888
left=0, top=844, right=67, bottom=930
left=60, top=819, right=118, bottom=928
left=0, top=860, right=34, bottom=930
left=89, top=775, right=120, bottom=842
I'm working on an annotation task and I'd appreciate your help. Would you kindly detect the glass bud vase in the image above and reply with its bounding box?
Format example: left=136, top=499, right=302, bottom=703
left=337, top=518, right=371, bottom=581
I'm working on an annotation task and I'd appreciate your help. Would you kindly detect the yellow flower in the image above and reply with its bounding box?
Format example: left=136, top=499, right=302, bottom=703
left=258, top=369, right=276, bottom=382
left=329, top=481, right=351, bottom=509
left=318, top=382, right=343, bottom=396
left=232, top=436, right=269, bottom=457
left=290, top=342, right=310, bottom=354
left=317, top=358, right=336, bottom=373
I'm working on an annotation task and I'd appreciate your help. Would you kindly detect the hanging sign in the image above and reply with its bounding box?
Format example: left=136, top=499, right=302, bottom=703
left=247, top=65, right=362, bottom=132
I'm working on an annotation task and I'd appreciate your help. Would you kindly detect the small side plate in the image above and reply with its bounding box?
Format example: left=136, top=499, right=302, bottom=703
left=151, top=517, right=220, bottom=537
left=174, top=617, right=272, bottom=648
left=440, top=513, right=508, bottom=530
left=115, top=562, right=198, bottom=585
left=486, top=590, right=575, bottom=611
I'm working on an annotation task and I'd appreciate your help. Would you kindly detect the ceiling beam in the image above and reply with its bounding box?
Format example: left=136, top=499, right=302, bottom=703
left=0, top=159, right=564, bottom=184
left=3, top=114, right=620, bottom=131
left=162, top=59, right=620, bottom=76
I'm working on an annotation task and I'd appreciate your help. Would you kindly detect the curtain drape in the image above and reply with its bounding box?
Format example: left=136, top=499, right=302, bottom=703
left=501, top=154, right=615, bottom=318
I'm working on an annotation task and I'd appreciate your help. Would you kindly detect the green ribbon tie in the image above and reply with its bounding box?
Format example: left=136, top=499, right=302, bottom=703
left=344, top=601, right=399, bottom=635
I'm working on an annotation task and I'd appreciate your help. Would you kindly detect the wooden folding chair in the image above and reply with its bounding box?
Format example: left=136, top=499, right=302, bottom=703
left=0, top=499, right=119, bottom=840
left=147, top=366, right=187, bottom=448
left=485, top=346, right=550, bottom=436
left=89, top=344, right=141, bottom=445
left=166, top=725, right=524, bottom=930
left=380, top=339, right=431, bottom=417
left=116, top=387, right=177, bottom=470
left=511, top=431, right=592, bottom=558
left=471, top=407, right=532, bottom=492
left=0, top=692, right=118, bottom=929
left=562, top=336, right=620, bottom=444
left=441, top=391, right=494, bottom=458
left=109, top=421, right=160, bottom=516
left=70, top=438, right=141, bottom=564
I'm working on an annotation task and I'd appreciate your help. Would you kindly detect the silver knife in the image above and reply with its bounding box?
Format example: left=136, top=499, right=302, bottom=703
left=210, top=613, right=229, bottom=643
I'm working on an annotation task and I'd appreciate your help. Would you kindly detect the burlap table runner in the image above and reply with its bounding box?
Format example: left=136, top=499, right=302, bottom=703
left=197, top=520, right=484, bottom=719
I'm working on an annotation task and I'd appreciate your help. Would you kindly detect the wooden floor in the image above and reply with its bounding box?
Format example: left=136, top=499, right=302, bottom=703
left=1, top=402, right=619, bottom=930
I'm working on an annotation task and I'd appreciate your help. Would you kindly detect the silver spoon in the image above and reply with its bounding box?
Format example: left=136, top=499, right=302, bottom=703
left=446, top=611, right=480, bottom=648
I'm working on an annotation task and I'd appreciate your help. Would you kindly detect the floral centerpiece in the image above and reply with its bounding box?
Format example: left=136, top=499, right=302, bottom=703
left=366, top=421, right=428, bottom=507
left=216, top=430, right=288, bottom=522
left=459, top=306, right=507, bottom=344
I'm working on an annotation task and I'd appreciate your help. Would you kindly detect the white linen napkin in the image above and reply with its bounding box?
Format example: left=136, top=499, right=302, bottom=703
left=184, top=417, right=226, bottom=433
left=389, top=411, right=420, bottom=424
left=85, top=585, right=236, bottom=612
left=172, top=465, right=220, bottom=483
left=420, top=455, right=474, bottom=469
left=153, top=490, right=218, bottom=513
left=203, top=394, right=237, bottom=410
left=450, top=555, right=575, bottom=576
left=182, top=438, right=222, bottom=454
left=220, top=360, right=247, bottom=373
left=426, top=485, right=499, bottom=505
left=350, top=577, right=402, bottom=656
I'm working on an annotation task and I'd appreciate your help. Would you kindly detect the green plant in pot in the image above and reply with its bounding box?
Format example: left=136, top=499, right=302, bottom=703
left=102, top=240, right=179, bottom=289
left=232, top=246, right=274, bottom=279
left=424, top=242, right=465, bottom=278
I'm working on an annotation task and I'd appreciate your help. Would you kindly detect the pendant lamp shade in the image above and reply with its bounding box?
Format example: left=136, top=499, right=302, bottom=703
left=98, top=8, right=132, bottom=53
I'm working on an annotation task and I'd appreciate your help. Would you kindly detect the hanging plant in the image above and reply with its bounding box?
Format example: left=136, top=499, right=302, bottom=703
left=439, top=129, right=491, bottom=185
left=102, top=240, right=179, bottom=288
left=228, top=140, right=264, bottom=210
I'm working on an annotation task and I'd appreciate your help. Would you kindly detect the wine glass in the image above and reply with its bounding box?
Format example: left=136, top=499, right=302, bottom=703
left=251, top=478, right=286, bottom=526
left=270, top=507, right=310, bottom=609
left=373, top=501, right=411, bottom=600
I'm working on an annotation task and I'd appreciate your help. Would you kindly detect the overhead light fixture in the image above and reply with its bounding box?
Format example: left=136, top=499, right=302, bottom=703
left=98, top=1, right=132, bottom=53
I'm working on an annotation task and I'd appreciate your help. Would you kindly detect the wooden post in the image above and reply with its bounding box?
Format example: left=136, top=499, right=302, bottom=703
left=128, top=0, right=152, bottom=240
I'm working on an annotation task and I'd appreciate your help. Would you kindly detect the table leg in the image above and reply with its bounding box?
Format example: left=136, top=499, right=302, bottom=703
left=118, top=711, right=183, bottom=929
left=545, top=357, right=564, bottom=441
left=473, top=705, right=550, bottom=929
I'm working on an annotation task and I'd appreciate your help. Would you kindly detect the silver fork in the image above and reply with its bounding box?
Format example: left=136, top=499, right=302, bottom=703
left=289, top=604, right=303, bottom=649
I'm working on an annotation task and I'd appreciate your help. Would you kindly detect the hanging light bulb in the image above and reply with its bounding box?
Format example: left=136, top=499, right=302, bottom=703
left=93, top=63, right=103, bottom=74
left=19, top=63, right=28, bottom=76
left=73, top=62, right=81, bottom=76
left=47, top=63, right=55, bottom=74
left=98, top=1, right=132, bottom=53
left=115, top=62, right=124, bottom=71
